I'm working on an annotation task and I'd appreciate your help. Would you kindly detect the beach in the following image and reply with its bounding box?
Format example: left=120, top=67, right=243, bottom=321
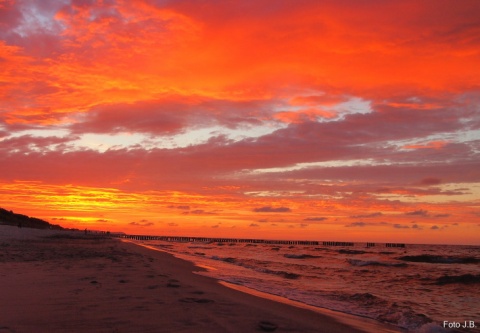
left=136, top=238, right=479, bottom=333
left=0, top=225, right=402, bottom=333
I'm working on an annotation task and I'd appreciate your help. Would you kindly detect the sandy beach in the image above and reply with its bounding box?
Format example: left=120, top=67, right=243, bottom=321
left=0, top=225, right=399, bottom=333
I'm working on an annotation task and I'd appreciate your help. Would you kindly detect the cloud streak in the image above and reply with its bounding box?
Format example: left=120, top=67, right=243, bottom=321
left=253, top=207, right=292, bottom=213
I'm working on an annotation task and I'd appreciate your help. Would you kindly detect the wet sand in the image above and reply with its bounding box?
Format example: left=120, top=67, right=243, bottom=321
left=0, top=225, right=399, bottom=332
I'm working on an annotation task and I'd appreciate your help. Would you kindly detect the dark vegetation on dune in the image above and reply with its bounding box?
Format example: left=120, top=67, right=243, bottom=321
left=0, top=207, right=63, bottom=230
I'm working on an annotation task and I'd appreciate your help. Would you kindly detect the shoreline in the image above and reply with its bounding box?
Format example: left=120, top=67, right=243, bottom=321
left=131, top=239, right=402, bottom=333
left=0, top=225, right=401, bottom=332
left=218, top=282, right=401, bottom=333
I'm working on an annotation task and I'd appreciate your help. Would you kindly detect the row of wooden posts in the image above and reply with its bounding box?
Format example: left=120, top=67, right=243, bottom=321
left=112, top=233, right=406, bottom=247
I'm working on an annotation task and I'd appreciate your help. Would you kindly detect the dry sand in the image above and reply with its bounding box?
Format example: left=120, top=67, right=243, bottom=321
left=0, top=225, right=400, bottom=333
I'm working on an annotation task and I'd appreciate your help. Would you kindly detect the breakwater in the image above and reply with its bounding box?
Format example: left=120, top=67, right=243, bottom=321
left=112, top=233, right=406, bottom=248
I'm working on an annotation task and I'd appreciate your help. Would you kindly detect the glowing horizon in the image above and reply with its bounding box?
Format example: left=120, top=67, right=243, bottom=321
left=1, top=0, right=479, bottom=245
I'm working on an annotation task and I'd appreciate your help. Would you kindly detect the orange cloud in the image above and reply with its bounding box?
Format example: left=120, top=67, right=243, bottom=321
left=403, top=140, right=448, bottom=150
left=274, top=108, right=337, bottom=123
left=3, top=0, right=480, bottom=127
left=1, top=0, right=479, bottom=244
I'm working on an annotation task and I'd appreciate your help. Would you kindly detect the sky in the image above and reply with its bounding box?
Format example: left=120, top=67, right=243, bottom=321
left=1, top=0, right=479, bottom=245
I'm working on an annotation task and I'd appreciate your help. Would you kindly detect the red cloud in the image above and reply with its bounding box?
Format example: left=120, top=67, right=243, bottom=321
left=0, top=135, right=78, bottom=154
left=419, top=178, right=442, bottom=186
left=69, top=96, right=271, bottom=135
left=2, top=0, right=479, bottom=129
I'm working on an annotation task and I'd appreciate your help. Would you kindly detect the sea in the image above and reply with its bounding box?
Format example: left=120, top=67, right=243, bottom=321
left=131, top=238, right=480, bottom=333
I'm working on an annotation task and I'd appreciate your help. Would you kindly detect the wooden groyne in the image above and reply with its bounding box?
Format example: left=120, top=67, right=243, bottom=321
left=113, top=234, right=319, bottom=245
left=322, top=241, right=354, bottom=247
left=385, top=243, right=406, bottom=248
left=111, top=234, right=406, bottom=248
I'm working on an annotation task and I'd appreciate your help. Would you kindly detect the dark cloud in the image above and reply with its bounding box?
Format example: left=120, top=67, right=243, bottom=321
left=419, top=177, right=442, bottom=186
left=253, top=206, right=291, bottom=213
left=345, top=222, right=368, bottom=227
left=406, top=210, right=429, bottom=216
left=69, top=97, right=271, bottom=135
left=191, top=209, right=206, bottom=214
left=182, top=209, right=216, bottom=215
left=0, top=142, right=478, bottom=199
left=345, top=221, right=415, bottom=229
left=129, top=220, right=154, bottom=227
left=249, top=223, right=259, bottom=227
left=350, top=212, right=383, bottom=218
left=303, top=217, right=327, bottom=221
left=0, top=135, right=79, bottom=154
left=168, top=205, right=190, bottom=210
left=374, top=186, right=468, bottom=196
left=0, top=1, right=65, bottom=57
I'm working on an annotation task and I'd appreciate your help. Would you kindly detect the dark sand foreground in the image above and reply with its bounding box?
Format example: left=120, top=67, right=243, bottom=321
left=0, top=226, right=400, bottom=332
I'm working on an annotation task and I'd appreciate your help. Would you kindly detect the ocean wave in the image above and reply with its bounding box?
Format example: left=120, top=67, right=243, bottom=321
left=147, top=240, right=478, bottom=333
left=349, top=292, right=385, bottom=305
left=377, top=305, right=433, bottom=330
left=397, top=255, right=480, bottom=264
left=211, top=256, right=237, bottom=263
left=283, top=254, right=320, bottom=259
left=340, top=293, right=434, bottom=330
left=338, top=249, right=367, bottom=255
left=209, top=255, right=302, bottom=279
left=347, top=259, right=407, bottom=267
left=154, top=244, right=174, bottom=249
left=435, top=274, right=480, bottom=285
left=260, top=268, right=301, bottom=279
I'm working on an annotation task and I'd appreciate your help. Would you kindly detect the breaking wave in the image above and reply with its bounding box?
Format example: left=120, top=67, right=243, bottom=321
left=338, top=249, right=367, bottom=255
left=333, top=292, right=434, bottom=330
left=209, top=256, right=302, bottom=280
left=397, top=255, right=480, bottom=264
left=347, top=259, right=407, bottom=267
left=283, top=254, right=320, bottom=259
left=435, top=274, right=480, bottom=285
